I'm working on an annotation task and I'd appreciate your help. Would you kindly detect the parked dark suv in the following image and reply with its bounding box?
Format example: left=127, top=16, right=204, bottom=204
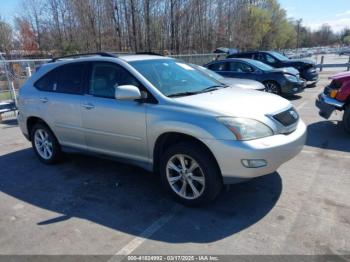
left=227, top=51, right=318, bottom=84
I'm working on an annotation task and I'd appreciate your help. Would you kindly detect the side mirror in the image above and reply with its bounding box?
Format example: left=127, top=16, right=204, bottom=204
left=115, top=85, right=141, bottom=100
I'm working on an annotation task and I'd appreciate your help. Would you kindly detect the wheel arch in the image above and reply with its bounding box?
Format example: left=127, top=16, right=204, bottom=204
left=26, top=116, right=55, bottom=141
left=152, top=132, right=222, bottom=177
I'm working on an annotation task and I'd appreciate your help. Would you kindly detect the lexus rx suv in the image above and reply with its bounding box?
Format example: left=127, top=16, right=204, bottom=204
left=18, top=53, right=307, bottom=206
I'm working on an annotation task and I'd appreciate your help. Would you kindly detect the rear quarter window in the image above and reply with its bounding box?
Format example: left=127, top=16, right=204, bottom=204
left=34, top=70, right=56, bottom=91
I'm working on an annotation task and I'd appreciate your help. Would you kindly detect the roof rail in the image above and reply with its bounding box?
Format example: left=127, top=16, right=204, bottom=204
left=135, top=51, right=163, bottom=56
left=49, top=52, right=117, bottom=62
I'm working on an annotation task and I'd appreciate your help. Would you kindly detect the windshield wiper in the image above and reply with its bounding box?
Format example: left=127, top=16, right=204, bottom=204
left=167, top=85, right=227, bottom=98
left=167, top=91, right=200, bottom=98
left=199, top=85, right=227, bottom=93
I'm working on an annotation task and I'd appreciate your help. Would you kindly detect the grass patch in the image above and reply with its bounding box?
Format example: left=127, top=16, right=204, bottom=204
left=0, top=91, right=12, bottom=101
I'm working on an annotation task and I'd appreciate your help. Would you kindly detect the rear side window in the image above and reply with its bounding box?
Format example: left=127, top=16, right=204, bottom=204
left=34, top=63, right=86, bottom=94
left=237, top=53, right=253, bottom=58
left=209, top=62, right=227, bottom=71
left=55, top=64, right=85, bottom=94
left=229, top=62, right=254, bottom=73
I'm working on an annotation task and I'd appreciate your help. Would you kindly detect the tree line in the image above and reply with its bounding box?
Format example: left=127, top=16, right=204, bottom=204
left=0, top=0, right=349, bottom=57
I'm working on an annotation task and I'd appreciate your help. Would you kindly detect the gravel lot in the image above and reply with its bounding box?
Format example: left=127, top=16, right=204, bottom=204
left=0, top=70, right=349, bottom=258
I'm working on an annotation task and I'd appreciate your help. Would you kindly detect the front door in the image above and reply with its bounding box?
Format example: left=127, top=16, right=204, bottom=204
left=81, top=62, right=148, bottom=162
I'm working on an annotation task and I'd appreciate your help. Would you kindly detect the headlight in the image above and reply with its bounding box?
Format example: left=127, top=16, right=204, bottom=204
left=329, top=89, right=338, bottom=98
left=284, top=74, right=298, bottom=82
left=218, top=117, right=274, bottom=140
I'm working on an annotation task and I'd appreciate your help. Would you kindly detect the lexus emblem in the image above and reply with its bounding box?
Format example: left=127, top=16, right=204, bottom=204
left=289, top=110, right=298, bottom=120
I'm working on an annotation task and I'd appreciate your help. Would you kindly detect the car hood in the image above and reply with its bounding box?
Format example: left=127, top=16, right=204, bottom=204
left=173, top=87, right=291, bottom=118
left=220, top=78, right=265, bottom=90
left=329, top=71, right=350, bottom=80
left=288, top=58, right=316, bottom=66
left=267, top=67, right=299, bottom=76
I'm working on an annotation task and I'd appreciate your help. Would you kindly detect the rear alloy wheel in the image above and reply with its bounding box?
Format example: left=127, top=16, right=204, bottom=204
left=264, top=81, right=281, bottom=95
left=31, top=123, right=62, bottom=164
left=160, top=143, right=222, bottom=206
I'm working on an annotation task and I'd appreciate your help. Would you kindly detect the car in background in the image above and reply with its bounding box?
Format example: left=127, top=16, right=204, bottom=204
left=338, top=48, right=350, bottom=56
left=189, top=63, right=265, bottom=91
left=316, top=71, right=350, bottom=133
left=204, top=58, right=305, bottom=95
left=227, top=51, right=318, bottom=84
left=18, top=53, right=306, bottom=206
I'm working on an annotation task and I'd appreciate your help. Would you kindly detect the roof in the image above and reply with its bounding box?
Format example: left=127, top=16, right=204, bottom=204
left=118, top=55, right=171, bottom=62
left=47, top=54, right=172, bottom=65
left=207, top=57, right=255, bottom=64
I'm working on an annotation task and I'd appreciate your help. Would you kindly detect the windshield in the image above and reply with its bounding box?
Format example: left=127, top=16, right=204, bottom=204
left=269, top=51, right=289, bottom=61
left=247, top=59, right=274, bottom=71
left=130, top=59, right=223, bottom=97
left=189, top=64, right=225, bottom=81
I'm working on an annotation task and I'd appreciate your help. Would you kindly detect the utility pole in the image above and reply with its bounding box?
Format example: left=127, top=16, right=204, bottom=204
left=296, top=19, right=302, bottom=52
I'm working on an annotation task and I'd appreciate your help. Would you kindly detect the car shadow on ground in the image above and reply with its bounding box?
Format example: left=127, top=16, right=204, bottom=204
left=306, top=120, right=350, bottom=153
left=0, top=119, right=18, bottom=128
left=0, top=148, right=282, bottom=243
left=306, top=82, right=317, bottom=88
left=283, top=94, right=302, bottom=101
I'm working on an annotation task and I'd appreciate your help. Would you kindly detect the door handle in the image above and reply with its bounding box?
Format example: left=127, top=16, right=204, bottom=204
left=82, top=103, right=95, bottom=110
left=39, top=97, right=48, bottom=103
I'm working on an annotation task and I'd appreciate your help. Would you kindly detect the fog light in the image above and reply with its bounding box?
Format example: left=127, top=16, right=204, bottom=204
left=293, top=88, right=298, bottom=92
left=241, top=159, right=267, bottom=168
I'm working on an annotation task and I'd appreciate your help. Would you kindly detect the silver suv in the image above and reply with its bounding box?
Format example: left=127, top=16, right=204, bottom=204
left=18, top=53, right=307, bottom=206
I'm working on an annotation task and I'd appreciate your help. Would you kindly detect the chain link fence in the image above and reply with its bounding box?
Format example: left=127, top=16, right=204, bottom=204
left=0, top=53, right=220, bottom=104
left=0, top=52, right=349, bottom=120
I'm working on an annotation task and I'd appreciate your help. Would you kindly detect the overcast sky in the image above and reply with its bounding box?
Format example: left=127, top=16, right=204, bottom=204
left=1, top=0, right=350, bottom=32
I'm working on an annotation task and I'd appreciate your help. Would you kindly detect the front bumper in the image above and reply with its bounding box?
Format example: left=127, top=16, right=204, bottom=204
left=315, top=93, right=345, bottom=119
left=301, top=70, right=319, bottom=83
left=203, top=120, right=307, bottom=184
left=281, top=80, right=306, bottom=94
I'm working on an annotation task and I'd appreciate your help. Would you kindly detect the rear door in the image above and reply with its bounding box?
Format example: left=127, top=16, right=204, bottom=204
left=81, top=62, right=148, bottom=162
left=34, top=63, right=87, bottom=149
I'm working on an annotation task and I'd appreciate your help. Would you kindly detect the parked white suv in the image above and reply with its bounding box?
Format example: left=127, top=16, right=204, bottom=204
left=18, top=53, right=306, bottom=206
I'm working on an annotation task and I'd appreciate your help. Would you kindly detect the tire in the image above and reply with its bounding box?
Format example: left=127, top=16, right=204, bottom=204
left=30, top=123, right=62, bottom=164
left=159, top=142, right=222, bottom=206
left=264, top=81, right=281, bottom=95
left=343, top=106, right=350, bottom=134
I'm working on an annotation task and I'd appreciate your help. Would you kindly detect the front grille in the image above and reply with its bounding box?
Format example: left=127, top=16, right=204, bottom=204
left=307, top=67, right=316, bottom=73
left=273, top=108, right=299, bottom=127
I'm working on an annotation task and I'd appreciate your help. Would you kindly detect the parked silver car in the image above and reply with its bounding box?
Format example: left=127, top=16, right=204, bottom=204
left=18, top=53, right=307, bottom=206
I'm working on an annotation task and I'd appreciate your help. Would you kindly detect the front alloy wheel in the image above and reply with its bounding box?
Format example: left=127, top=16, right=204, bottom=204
left=264, top=81, right=281, bottom=95
left=160, top=143, right=222, bottom=206
left=166, top=154, right=205, bottom=200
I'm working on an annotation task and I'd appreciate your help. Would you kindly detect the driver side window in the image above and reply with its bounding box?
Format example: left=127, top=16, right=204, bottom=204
left=89, top=62, right=140, bottom=99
